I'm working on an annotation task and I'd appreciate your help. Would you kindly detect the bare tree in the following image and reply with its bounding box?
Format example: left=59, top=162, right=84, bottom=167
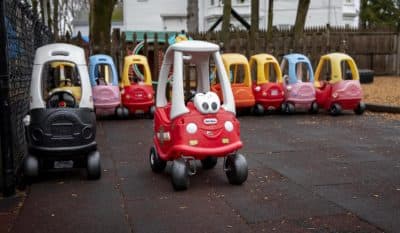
left=293, top=0, right=310, bottom=40
left=89, top=0, right=117, bottom=54
left=267, top=0, right=273, bottom=40
left=52, top=0, right=59, bottom=40
left=250, top=0, right=259, bottom=52
left=221, top=0, right=232, bottom=48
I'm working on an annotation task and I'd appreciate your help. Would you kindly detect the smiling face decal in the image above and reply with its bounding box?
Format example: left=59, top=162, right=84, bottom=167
left=193, top=92, right=221, bottom=114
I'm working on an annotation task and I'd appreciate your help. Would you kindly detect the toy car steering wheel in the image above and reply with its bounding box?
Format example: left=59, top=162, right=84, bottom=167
left=47, top=91, right=76, bottom=108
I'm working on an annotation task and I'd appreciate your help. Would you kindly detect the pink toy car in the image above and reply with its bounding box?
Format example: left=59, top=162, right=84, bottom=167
left=89, top=55, right=123, bottom=117
left=280, top=54, right=318, bottom=114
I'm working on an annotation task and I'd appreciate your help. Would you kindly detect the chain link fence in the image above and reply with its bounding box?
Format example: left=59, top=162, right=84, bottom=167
left=0, top=0, right=53, bottom=196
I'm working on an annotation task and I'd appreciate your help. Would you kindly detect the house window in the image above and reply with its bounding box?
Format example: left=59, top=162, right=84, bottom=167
left=210, top=0, right=214, bottom=5
left=237, top=0, right=246, bottom=3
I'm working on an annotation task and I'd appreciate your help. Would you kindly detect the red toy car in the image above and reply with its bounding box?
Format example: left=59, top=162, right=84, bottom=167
left=150, top=40, right=248, bottom=190
left=121, top=55, right=155, bottom=118
left=249, top=54, right=285, bottom=114
left=314, top=53, right=365, bottom=115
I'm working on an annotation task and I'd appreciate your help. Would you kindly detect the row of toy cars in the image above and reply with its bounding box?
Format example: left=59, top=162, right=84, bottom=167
left=89, top=54, right=155, bottom=118
left=24, top=41, right=248, bottom=191
left=213, top=52, right=365, bottom=116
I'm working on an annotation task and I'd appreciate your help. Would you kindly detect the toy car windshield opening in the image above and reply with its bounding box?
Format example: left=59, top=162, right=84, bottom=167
left=295, top=62, right=310, bottom=82
left=128, top=63, right=146, bottom=84
left=341, top=60, right=353, bottom=80
left=41, top=61, right=82, bottom=108
left=95, top=63, right=113, bottom=85
left=318, top=59, right=332, bottom=82
left=228, top=64, right=246, bottom=84
left=251, top=62, right=279, bottom=83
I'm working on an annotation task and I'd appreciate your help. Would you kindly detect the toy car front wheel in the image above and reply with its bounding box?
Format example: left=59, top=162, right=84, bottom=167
left=201, top=157, right=218, bottom=169
left=252, top=104, right=265, bottom=116
left=116, top=106, right=124, bottom=118
left=224, top=153, right=248, bottom=185
left=148, top=106, right=156, bottom=119
left=87, top=150, right=101, bottom=180
left=354, top=102, right=366, bottom=115
left=309, top=101, right=319, bottom=114
left=122, top=107, right=129, bottom=118
left=149, top=146, right=166, bottom=173
left=171, top=159, right=189, bottom=191
left=330, top=103, right=342, bottom=116
left=282, top=102, right=295, bottom=114
left=24, top=155, right=39, bottom=177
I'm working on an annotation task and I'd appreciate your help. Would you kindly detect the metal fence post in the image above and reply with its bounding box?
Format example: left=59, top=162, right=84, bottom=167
left=0, top=0, right=16, bottom=196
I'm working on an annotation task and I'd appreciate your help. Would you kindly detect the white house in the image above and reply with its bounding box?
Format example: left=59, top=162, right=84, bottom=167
left=123, top=0, right=188, bottom=32
left=72, top=0, right=360, bottom=37
left=271, top=0, right=360, bottom=29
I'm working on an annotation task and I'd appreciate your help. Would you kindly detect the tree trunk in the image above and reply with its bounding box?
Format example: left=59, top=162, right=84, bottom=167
left=31, top=0, right=38, bottom=16
left=250, top=0, right=259, bottom=52
left=267, top=0, right=273, bottom=40
left=46, top=0, right=52, bottom=31
left=221, top=0, right=232, bottom=49
left=89, top=0, right=117, bottom=54
left=187, top=0, right=198, bottom=33
left=293, top=0, right=310, bottom=41
left=52, top=0, right=59, bottom=40
left=39, top=0, right=45, bottom=25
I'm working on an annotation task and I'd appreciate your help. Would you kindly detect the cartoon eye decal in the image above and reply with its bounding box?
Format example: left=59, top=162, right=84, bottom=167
left=202, top=102, right=209, bottom=111
left=194, top=92, right=221, bottom=114
left=207, top=92, right=220, bottom=113
left=211, top=102, right=218, bottom=111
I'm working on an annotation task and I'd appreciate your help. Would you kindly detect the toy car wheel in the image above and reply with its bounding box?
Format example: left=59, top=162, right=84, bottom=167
left=252, top=104, right=264, bottom=116
left=201, top=157, right=218, bottom=169
left=87, top=150, right=101, bottom=180
left=225, top=153, right=248, bottom=185
left=309, top=101, right=319, bottom=114
left=148, top=106, right=156, bottom=119
left=115, top=106, right=124, bottom=118
left=330, top=103, right=342, bottom=116
left=280, top=103, right=287, bottom=113
left=122, top=107, right=129, bottom=118
left=171, top=159, right=189, bottom=191
left=354, top=102, right=366, bottom=115
left=149, top=146, right=166, bottom=173
left=284, top=102, right=295, bottom=114
left=24, top=155, right=39, bottom=178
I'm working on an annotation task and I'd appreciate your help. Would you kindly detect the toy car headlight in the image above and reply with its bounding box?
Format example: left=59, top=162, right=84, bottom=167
left=255, top=86, right=261, bottom=92
left=224, top=121, right=234, bottom=132
left=287, top=85, right=292, bottom=91
left=148, top=93, right=153, bottom=99
left=186, top=123, right=198, bottom=134
left=332, top=92, right=338, bottom=98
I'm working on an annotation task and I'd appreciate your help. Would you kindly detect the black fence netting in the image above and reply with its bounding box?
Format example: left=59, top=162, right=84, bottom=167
left=0, top=0, right=52, bottom=196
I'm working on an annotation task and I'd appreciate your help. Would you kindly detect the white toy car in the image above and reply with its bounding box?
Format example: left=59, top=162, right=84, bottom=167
left=23, top=43, right=101, bottom=180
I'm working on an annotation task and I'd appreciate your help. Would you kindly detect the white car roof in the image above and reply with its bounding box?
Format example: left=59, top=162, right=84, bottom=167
left=167, top=40, right=220, bottom=53
left=34, top=43, right=87, bottom=65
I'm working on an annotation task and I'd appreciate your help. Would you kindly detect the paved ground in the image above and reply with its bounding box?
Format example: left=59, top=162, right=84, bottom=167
left=2, top=113, right=400, bottom=233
